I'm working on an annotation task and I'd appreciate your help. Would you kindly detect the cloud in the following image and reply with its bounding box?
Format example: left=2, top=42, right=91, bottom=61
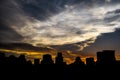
left=51, top=38, right=96, bottom=51
left=1, top=0, right=120, bottom=52
left=15, top=3, right=120, bottom=51
left=0, top=23, right=23, bottom=43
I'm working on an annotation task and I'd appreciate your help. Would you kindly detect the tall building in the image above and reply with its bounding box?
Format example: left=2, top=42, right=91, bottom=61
left=73, top=56, right=85, bottom=65
left=97, top=50, right=116, bottom=64
left=86, top=57, right=95, bottom=66
left=55, top=52, right=64, bottom=65
left=34, top=59, right=40, bottom=65
left=41, top=54, right=54, bottom=64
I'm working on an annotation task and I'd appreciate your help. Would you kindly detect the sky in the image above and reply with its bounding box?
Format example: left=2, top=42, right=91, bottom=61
left=0, top=0, right=120, bottom=63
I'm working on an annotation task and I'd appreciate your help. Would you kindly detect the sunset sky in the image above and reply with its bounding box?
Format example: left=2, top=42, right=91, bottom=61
left=0, top=0, right=120, bottom=63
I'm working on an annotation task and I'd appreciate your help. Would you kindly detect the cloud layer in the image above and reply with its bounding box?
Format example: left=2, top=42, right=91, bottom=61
left=1, top=0, right=120, bottom=51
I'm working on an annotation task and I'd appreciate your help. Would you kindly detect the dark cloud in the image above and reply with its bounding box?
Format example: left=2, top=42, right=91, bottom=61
left=0, top=0, right=116, bottom=26
left=50, top=39, right=94, bottom=52
left=104, top=9, right=120, bottom=23
left=105, top=15, right=120, bottom=23
left=16, top=0, right=84, bottom=20
left=18, top=0, right=59, bottom=20
left=0, top=42, right=55, bottom=52
left=0, top=0, right=108, bottom=22
left=0, top=0, right=23, bottom=42
left=0, top=23, right=23, bottom=43
left=110, top=0, right=120, bottom=4
left=51, top=44, right=80, bottom=52
left=114, top=9, right=120, bottom=14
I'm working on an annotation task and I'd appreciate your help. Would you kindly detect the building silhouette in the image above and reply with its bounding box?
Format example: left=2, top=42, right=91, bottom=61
left=18, top=54, right=26, bottom=64
left=55, top=52, right=64, bottom=65
left=97, top=50, right=116, bottom=65
left=0, top=50, right=119, bottom=79
left=34, top=59, right=40, bottom=65
left=41, top=54, right=54, bottom=65
left=86, top=57, right=95, bottom=67
left=0, top=52, right=6, bottom=64
left=73, top=56, right=84, bottom=65
left=71, top=56, right=85, bottom=70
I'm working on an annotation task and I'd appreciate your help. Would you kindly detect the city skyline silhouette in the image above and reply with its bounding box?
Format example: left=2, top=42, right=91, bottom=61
left=0, top=50, right=120, bottom=79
